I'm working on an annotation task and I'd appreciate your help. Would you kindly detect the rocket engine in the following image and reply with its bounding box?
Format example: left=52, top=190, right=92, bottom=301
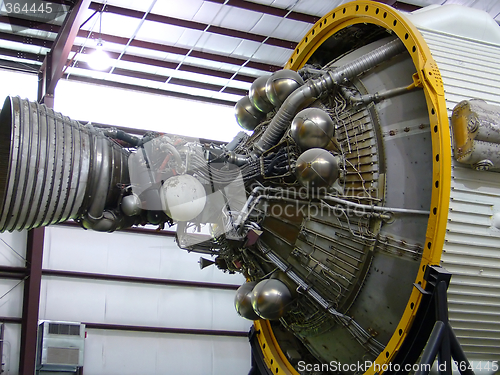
left=1, top=1, right=500, bottom=374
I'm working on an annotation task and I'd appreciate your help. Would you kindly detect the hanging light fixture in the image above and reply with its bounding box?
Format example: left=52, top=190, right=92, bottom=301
left=88, top=9, right=111, bottom=71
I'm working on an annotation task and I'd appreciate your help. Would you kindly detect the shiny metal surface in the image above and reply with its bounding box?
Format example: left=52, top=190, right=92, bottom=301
left=253, top=39, right=404, bottom=156
left=0, top=96, right=129, bottom=232
left=249, top=76, right=274, bottom=113
left=291, top=108, right=335, bottom=151
left=234, top=96, right=265, bottom=131
left=251, top=279, right=292, bottom=320
left=451, top=99, right=500, bottom=171
left=234, top=281, right=260, bottom=321
left=3, top=2, right=500, bottom=372
left=295, top=148, right=339, bottom=188
left=121, top=193, right=142, bottom=216
left=265, top=69, right=304, bottom=107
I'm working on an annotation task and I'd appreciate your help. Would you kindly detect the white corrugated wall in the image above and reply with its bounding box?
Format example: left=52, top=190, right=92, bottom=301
left=419, top=26, right=500, bottom=360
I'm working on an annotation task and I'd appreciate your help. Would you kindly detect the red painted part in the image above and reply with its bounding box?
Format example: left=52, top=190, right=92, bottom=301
left=42, top=269, right=240, bottom=291
left=19, top=227, right=45, bottom=375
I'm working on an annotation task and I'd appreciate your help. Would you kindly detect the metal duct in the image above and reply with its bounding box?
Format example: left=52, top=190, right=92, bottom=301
left=253, top=38, right=405, bottom=156
left=0, top=96, right=129, bottom=232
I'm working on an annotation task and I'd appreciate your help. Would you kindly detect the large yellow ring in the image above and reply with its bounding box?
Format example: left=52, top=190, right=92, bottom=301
left=254, top=1, right=451, bottom=374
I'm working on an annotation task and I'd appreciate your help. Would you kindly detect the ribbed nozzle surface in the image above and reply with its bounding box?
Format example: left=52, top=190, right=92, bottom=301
left=0, top=96, right=129, bottom=232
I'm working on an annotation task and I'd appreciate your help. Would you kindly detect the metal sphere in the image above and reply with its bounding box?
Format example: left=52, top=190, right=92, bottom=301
left=251, top=279, right=292, bottom=320
left=234, top=96, right=266, bottom=131
left=234, top=281, right=260, bottom=321
left=121, top=193, right=142, bottom=216
left=249, top=76, right=274, bottom=113
left=291, top=108, right=335, bottom=151
left=265, top=69, right=304, bottom=107
left=295, top=148, right=340, bottom=189
left=160, top=174, right=207, bottom=222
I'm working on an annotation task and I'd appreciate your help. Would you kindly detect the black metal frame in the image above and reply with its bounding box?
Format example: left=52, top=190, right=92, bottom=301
left=247, top=266, right=476, bottom=375
left=387, top=265, right=474, bottom=375
left=248, top=326, right=273, bottom=375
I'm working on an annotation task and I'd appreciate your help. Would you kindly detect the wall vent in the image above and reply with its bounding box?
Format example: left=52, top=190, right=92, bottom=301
left=36, top=320, right=85, bottom=372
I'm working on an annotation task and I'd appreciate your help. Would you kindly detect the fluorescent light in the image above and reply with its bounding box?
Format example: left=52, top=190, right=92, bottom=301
left=88, top=39, right=111, bottom=71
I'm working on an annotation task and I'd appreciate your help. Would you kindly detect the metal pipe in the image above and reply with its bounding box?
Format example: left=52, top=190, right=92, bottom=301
left=225, top=131, right=248, bottom=151
left=84, top=322, right=248, bottom=338
left=322, top=195, right=430, bottom=216
left=448, top=322, right=475, bottom=375
left=251, top=38, right=406, bottom=158
left=341, top=82, right=418, bottom=105
left=163, top=143, right=183, bottom=172
left=235, top=188, right=428, bottom=232
left=87, top=136, right=110, bottom=220
left=257, top=240, right=385, bottom=355
left=103, top=128, right=140, bottom=146
left=0, top=96, right=130, bottom=232
left=415, top=321, right=446, bottom=375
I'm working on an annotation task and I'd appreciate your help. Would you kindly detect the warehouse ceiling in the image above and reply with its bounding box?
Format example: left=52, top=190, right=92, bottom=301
left=0, top=0, right=499, bottom=106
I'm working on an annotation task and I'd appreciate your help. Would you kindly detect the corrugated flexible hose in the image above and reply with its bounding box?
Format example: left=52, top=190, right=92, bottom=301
left=252, top=38, right=406, bottom=157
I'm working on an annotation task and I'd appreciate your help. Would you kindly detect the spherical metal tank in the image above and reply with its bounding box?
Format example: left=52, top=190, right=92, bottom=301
left=160, top=174, right=206, bottom=222
left=2, top=1, right=500, bottom=374
left=249, top=76, right=274, bottom=113
left=251, top=279, right=292, bottom=320
left=265, top=69, right=304, bottom=107
left=234, top=96, right=266, bottom=131
left=291, top=108, right=335, bottom=150
left=121, top=193, right=142, bottom=216
left=249, top=2, right=500, bottom=373
left=295, top=148, right=339, bottom=189
left=234, top=281, right=260, bottom=321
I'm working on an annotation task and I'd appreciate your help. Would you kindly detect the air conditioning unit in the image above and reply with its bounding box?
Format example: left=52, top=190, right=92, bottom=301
left=36, top=321, right=85, bottom=372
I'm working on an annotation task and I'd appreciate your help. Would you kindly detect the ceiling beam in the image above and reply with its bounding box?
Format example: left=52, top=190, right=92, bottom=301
left=80, top=30, right=281, bottom=72
left=72, top=61, right=248, bottom=97
left=0, top=30, right=52, bottom=49
left=0, top=45, right=251, bottom=98
left=0, top=58, right=41, bottom=73
left=78, top=40, right=272, bottom=80
left=0, top=33, right=273, bottom=82
left=0, top=13, right=282, bottom=73
left=67, top=75, right=238, bottom=106
left=84, top=48, right=260, bottom=84
left=42, top=268, right=239, bottom=290
left=84, top=322, right=248, bottom=337
left=0, top=46, right=44, bottom=63
left=204, top=0, right=320, bottom=24
left=38, top=0, right=91, bottom=105
left=89, top=2, right=298, bottom=49
left=0, top=15, right=60, bottom=33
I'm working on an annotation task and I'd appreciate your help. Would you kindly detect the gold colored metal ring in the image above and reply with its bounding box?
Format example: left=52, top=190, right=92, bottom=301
left=254, top=320, right=300, bottom=375
left=255, top=2, right=451, bottom=373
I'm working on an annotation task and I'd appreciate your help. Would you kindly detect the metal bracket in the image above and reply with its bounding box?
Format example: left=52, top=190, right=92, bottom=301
left=386, top=265, right=474, bottom=375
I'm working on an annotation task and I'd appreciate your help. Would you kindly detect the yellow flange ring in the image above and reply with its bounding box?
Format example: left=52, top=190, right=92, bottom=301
left=254, top=1, right=451, bottom=374
left=254, top=320, right=299, bottom=374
